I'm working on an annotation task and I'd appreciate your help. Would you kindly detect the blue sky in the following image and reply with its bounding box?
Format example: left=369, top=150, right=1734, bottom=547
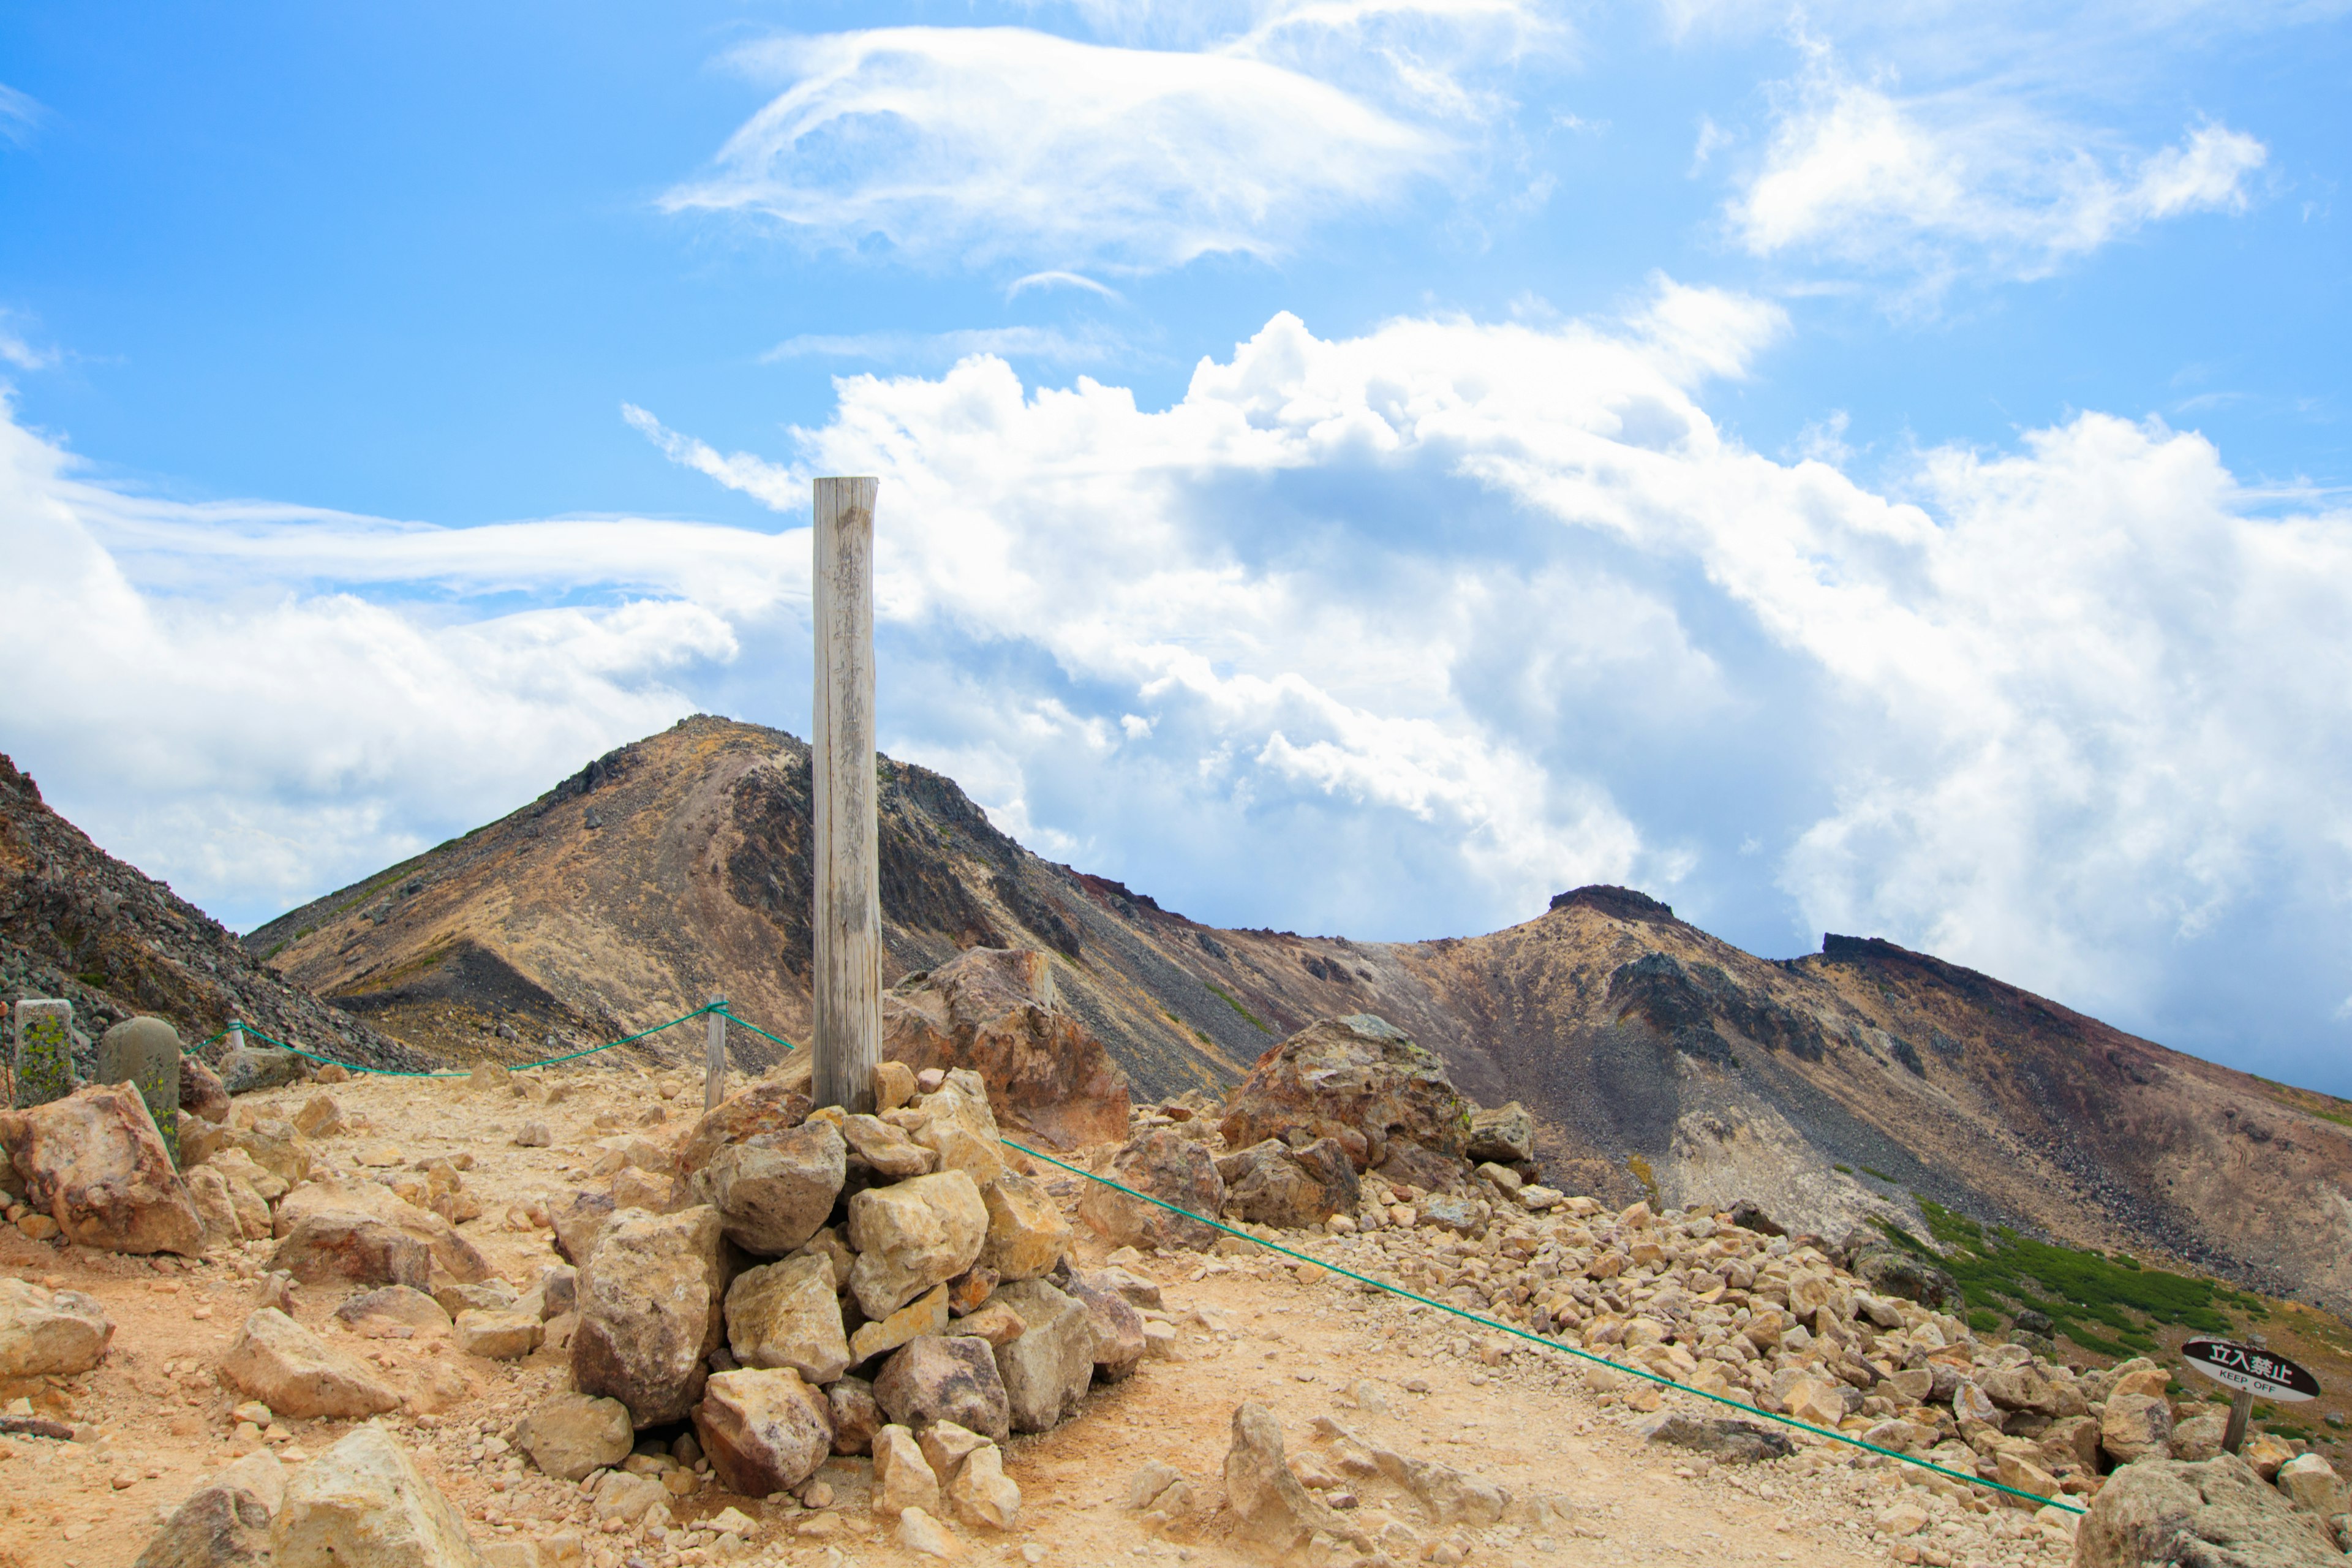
left=4, top=2, right=2351, bottom=1090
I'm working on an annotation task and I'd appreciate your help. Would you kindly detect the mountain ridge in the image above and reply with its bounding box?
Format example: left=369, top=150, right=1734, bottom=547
left=221, top=714, right=2352, bottom=1316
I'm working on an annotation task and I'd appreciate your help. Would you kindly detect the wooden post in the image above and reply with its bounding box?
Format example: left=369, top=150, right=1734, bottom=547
left=812, top=477, right=881, bottom=1114
left=704, top=995, right=727, bottom=1111
left=2223, top=1386, right=2253, bottom=1455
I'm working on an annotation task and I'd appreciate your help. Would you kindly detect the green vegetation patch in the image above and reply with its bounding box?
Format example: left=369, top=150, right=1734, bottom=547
left=1876, top=1198, right=2248, bottom=1357
left=1206, top=983, right=1272, bottom=1033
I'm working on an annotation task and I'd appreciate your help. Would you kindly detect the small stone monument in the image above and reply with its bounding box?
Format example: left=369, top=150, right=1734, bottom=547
left=98, top=1015, right=184, bottom=1163
left=10, top=997, right=79, bottom=1108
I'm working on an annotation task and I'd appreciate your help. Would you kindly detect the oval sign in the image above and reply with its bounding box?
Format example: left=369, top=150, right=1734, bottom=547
left=2181, top=1340, right=2321, bottom=1402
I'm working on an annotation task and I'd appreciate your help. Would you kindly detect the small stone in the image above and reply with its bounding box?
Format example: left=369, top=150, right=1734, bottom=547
left=335, top=1285, right=453, bottom=1340
left=132, top=1449, right=284, bottom=1568
left=514, top=1121, right=552, bottom=1147
left=945, top=1442, right=1020, bottom=1530
left=978, top=1171, right=1071, bottom=1282
left=873, top=1062, right=919, bottom=1114
left=849, top=1283, right=951, bottom=1363
left=519, top=1392, right=635, bottom=1482
left=1223, top=1401, right=1337, bottom=1553
left=895, top=1505, right=961, bottom=1559
left=2276, top=1454, right=2350, bottom=1518
left=291, top=1093, right=344, bottom=1139
left=957, top=1303, right=1025, bottom=1348
left=873, top=1424, right=942, bottom=1518
left=827, top=1374, right=885, bottom=1455
left=918, top=1420, right=992, bottom=1481
left=455, top=1308, right=545, bottom=1360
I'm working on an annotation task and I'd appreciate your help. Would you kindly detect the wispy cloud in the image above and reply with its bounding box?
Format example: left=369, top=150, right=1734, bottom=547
left=1726, top=43, right=2266, bottom=287
left=1006, top=271, right=1123, bottom=303
left=0, top=84, right=43, bottom=148
left=758, top=323, right=1126, bottom=366
left=0, top=311, right=59, bottom=372
left=662, top=27, right=1452, bottom=271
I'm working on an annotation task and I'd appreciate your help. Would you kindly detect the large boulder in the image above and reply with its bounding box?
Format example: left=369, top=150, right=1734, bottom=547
left=873, top=1334, right=1012, bottom=1443
left=725, top=1254, right=851, bottom=1384
left=134, top=1450, right=286, bottom=1568
left=573, top=1205, right=726, bottom=1428
left=217, top=1047, right=304, bottom=1096
left=0, top=1082, right=204, bottom=1254
left=846, top=1169, right=989, bottom=1319
left=880, top=948, right=1132, bottom=1150
left=1849, top=1245, right=1961, bottom=1310
left=990, top=1280, right=1095, bottom=1433
left=693, top=1368, right=834, bottom=1496
left=2102, top=1391, right=2177, bottom=1466
left=272, top=1425, right=481, bottom=1568
left=1464, top=1101, right=1534, bottom=1164
left=1076, top=1128, right=1226, bottom=1251
left=272, top=1212, right=432, bottom=1291
left=517, top=1393, right=635, bottom=1483
left=0, top=1276, right=112, bottom=1375
left=274, top=1178, right=493, bottom=1283
left=2077, top=1453, right=2342, bottom=1568
left=707, top=1120, right=845, bottom=1256
left=1215, top=1137, right=1360, bottom=1229
left=1063, top=1272, right=1145, bottom=1381
left=219, top=1308, right=402, bottom=1419
left=979, top=1169, right=1071, bottom=1281
left=674, top=1068, right=812, bottom=1177
left=1219, top=1014, right=1469, bottom=1170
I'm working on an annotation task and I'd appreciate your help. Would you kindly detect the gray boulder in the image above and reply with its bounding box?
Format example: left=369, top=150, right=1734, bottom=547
left=990, top=1280, right=1095, bottom=1432
left=2077, top=1453, right=2343, bottom=1568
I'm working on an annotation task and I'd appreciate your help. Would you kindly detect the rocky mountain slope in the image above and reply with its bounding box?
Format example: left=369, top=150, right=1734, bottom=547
left=0, top=752, right=428, bottom=1079
left=235, top=716, right=2352, bottom=1316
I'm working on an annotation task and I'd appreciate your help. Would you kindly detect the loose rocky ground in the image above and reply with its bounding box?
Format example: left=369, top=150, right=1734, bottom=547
left=0, top=1057, right=2096, bottom=1568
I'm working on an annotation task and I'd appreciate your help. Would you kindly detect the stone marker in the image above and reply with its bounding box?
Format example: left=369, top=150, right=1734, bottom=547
left=98, top=1016, right=184, bottom=1163
left=11, top=998, right=77, bottom=1108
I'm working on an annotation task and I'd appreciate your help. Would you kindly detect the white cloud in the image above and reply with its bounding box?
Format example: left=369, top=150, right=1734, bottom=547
left=759, top=325, right=1125, bottom=366
left=0, top=309, right=59, bottom=372
left=1006, top=271, right=1124, bottom=302
left=0, top=83, right=43, bottom=148
left=663, top=27, right=1452, bottom=270
left=1725, top=45, right=2266, bottom=285
left=10, top=284, right=2350, bottom=1079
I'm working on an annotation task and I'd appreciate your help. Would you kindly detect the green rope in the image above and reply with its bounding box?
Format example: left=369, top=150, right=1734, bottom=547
left=714, top=1005, right=797, bottom=1054
left=998, top=1137, right=2088, bottom=1516
left=228, top=1004, right=721, bottom=1078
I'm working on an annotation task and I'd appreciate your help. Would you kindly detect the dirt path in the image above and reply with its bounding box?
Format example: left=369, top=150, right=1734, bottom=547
left=1, top=1065, right=2072, bottom=1568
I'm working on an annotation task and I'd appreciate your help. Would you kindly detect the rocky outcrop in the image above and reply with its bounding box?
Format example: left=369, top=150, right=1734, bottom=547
left=2077, top=1453, right=2342, bottom=1568
left=572, top=1205, right=726, bottom=1428
left=1077, top=1128, right=1226, bottom=1251
left=0, top=1082, right=204, bottom=1254
left=1219, top=1014, right=1471, bottom=1170
left=880, top=947, right=1131, bottom=1149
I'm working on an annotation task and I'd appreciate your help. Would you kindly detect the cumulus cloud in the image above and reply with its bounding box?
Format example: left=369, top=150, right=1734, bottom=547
left=1725, top=44, right=2267, bottom=285
left=10, top=284, right=2349, bottom=1080
left=635, top=290, right=2352, bottom=1065
left=0, top=401, right=758, bottom=922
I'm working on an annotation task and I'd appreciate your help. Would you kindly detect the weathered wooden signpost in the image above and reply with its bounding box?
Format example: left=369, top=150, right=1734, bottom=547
left=2182, top=1338, right=2321, bottom=1455
left=812, top=477, right=882, bottom=1115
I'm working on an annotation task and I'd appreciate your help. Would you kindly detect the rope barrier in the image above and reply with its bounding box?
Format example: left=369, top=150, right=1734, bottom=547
left=170, top=988, right=2080, bottom=1514
left=998, top=1136, right=2088, bottom=1515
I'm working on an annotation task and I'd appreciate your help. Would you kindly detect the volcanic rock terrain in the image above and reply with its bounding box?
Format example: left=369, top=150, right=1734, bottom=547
left=227, top=717, right=2352, bottom=1320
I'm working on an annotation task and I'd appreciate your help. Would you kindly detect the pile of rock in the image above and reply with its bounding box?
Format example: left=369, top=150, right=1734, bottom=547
left=514, top=1061, right=1146, bottom=1554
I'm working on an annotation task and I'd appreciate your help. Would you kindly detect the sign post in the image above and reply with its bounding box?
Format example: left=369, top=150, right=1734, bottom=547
left=2181, top=1340, right=2321, bottom=1455
left=812, top=477, right=882, bottom=1115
